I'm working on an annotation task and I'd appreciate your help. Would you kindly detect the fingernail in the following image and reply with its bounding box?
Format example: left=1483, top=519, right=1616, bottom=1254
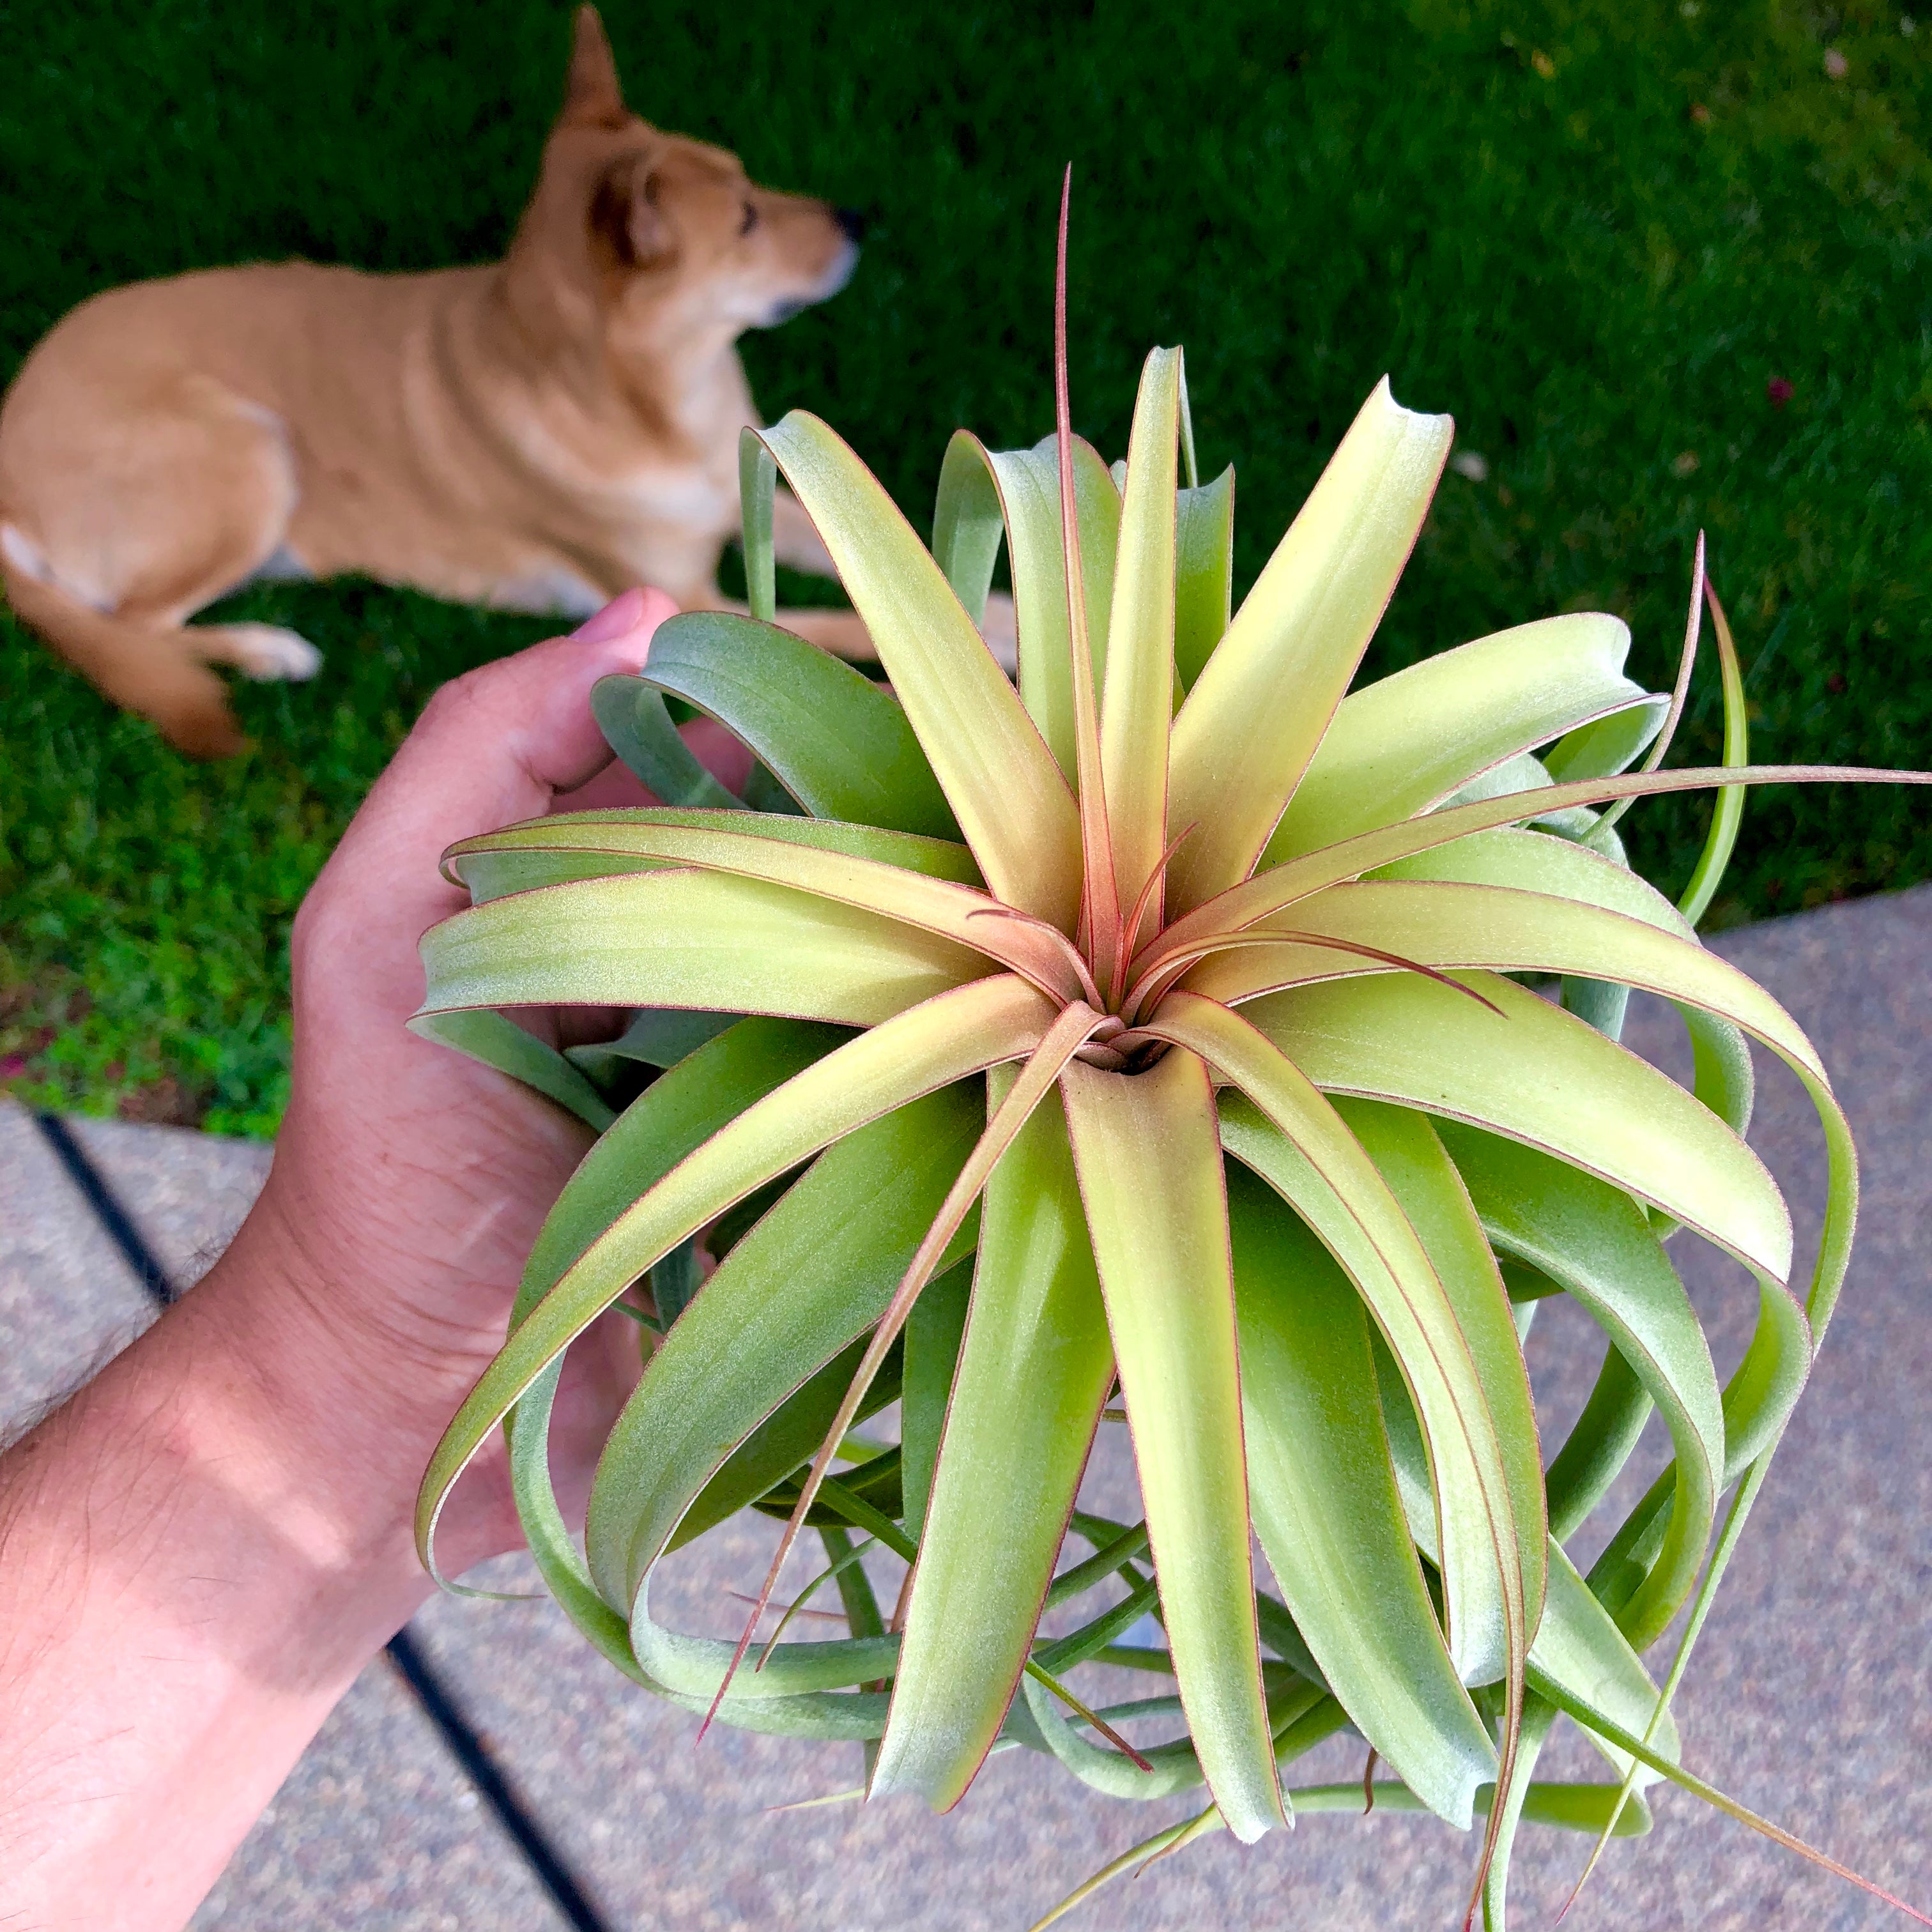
left=572, top=588, right=648, bottom=645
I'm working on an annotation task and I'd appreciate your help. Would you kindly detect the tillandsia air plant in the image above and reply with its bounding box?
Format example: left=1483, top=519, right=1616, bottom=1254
left=410, top=184, right=1930, bottom=1928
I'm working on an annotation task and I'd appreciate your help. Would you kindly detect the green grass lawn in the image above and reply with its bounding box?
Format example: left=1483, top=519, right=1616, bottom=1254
left=3, top=0, right=1928, bottom=1133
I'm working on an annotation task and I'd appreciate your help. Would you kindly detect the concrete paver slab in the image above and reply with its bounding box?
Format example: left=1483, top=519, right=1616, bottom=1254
left=0, top=1103, right=155, bottom=1434
left=62, top=1113, right=272, bottom=1294
left=189, top=1657, right=562, bottom=1932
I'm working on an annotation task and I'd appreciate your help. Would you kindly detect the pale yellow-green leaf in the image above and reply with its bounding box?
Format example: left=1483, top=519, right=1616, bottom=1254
left=1060, top=1048, right=1284, bottom=1842
left=1264, top=613, right=1646, bottom=864
left=415, top=974, right=1055, bottom=1579
left=932, top=431, right=1121, bottom=782
left=1101, top=346, right=1181, bottom=931
left=877, top=1084, right=1114, bottom=1809
left=1238, top=972, right=1791, bottom=1285
left=1336, top=1098, right=1547, bottom=1636
left=585, top=1087, right=982, bottom=1616
left=760, top=411, right=1081, bottom=928
left=1177, top=992, right=1526, bottom=1694
left=417, top=870, right=995, bottom=1029
left=1225, top=1163, right=1497, bottom=1825
left=445, top=813, right=1078, bottom=998
left=1165, top=379, right=1453, bottom=914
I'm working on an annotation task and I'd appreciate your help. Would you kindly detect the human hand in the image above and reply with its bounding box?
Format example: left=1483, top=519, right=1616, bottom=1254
left=233, top=585, right=684, bottom=1579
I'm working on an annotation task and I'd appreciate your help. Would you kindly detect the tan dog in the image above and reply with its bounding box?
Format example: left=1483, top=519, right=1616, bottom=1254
left=0, top=8, right=904, bottom=756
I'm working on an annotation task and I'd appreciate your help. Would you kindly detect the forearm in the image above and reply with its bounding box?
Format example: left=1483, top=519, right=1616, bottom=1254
left=0, top=1219, right=434, bottom=1931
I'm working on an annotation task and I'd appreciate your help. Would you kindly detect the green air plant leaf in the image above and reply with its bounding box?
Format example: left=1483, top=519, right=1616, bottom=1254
left=1101, top=345, right=1183, bottom=943
left=933, top=427, right=1121, bottom=783
left=592, top=672, right=744, bottom=811
left=877, top=1078, right=1114, bottom=1807
left=1174, top=464, right=1235, bottom=695
left=1224, top=1162, right=1497, bottom=1824
left=1164, top=377, right=1455, bottom=916
left=756, top=411, right=1082, bottom=928
left=407, top=1008, right=617, bottom=1131
left=626, top=611, right=963, bottom=839
left=1061, top=1045, right=1284, bottom=1842
left=1261, top=613, right=1656, bottom=868
left=411, top=181, right=1932, bottom=1928
left=562, top=1006, right=739, bottom=1090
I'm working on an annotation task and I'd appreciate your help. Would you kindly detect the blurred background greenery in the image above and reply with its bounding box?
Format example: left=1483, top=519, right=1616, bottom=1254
left=3, top=0, right=1926, bottom=1133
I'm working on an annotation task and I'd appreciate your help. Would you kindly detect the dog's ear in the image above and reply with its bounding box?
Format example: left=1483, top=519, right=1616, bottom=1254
left=562, top=6, right=627, bottom=128
left=590, top=153, right=671, bottom=268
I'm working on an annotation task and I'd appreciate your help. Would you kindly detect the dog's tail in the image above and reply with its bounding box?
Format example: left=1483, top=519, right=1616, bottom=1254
left=0, top=521, right=247, bottom=756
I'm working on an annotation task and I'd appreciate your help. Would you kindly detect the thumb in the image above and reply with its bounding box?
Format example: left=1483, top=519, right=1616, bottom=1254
left=296, top=588, right=676, bottom=1011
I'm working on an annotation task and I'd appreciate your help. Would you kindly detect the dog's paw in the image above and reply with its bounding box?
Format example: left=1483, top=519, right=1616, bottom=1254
left=981, top=590, right=1018, bottom=677
left=227, top=625, right=323, bottom=682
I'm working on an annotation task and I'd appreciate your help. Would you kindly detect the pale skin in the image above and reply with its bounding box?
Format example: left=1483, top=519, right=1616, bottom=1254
left=0, top=588, right=697, bottom=1931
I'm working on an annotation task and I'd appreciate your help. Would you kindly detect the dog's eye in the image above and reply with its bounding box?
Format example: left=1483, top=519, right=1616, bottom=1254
left=739, top=201, right=760, bottom=238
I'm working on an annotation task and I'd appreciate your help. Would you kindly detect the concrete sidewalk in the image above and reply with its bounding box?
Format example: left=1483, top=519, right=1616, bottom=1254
left=4, top=886, right=1929, bottom=1930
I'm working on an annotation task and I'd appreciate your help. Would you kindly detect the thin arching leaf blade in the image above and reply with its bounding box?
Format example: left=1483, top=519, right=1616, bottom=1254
left=1151, top=990, right=1529, bottom=1708
left=445, top=813, right=1075, bottom=997
left=932, top=430, right=1122, bottom=782
left=1174, top=466, right=1235, bottom=694
left=1336, top=1097, right=1547, bottom=1637
left=1151, top=760, right=1932, bottom=969
left=592, top=673, right=743, bottom=810
left=1236, top=972, right=1792, bottom=1287
left=1441, top=1121, right=1724, bottom=1645
left=407, top=1008, right=616, bottom=1130
left=500, top=1016, right=852, bottom=1664
left=898, top=1260, right=972, bottom=1547
left=417, top=974, right=1055, bottom=1577
left=585, top=1086, right=982, bottom=1613
left=1263, top=613, right=1650, bottom=866
left=418, top=868, right=999, bottom=1029
left=450, top=806, right=984, bottom=889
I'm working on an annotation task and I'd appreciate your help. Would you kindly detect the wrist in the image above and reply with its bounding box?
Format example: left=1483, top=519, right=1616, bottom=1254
left=141, top=1240, right=440, bottom=1657
left=206, top=1165, right=528, bottom=1580
left=0, top=1249, right=434, bottom=1924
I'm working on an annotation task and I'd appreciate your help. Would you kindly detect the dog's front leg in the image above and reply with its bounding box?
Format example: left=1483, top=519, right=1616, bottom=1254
left=764, top=487, right=1018, bottom=675
left=768, top=487, right=838, bottom=580
left=746, top=486, right=871, bottom=662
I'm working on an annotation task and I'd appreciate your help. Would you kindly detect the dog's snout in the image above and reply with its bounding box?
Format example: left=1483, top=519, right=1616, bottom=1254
left=834, top=206, right=867, bottom=245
